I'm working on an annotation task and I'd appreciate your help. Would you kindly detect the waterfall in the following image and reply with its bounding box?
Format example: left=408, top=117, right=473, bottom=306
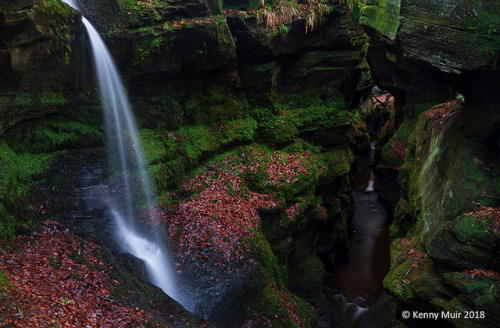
left=62, top=0, right=179, bottom=302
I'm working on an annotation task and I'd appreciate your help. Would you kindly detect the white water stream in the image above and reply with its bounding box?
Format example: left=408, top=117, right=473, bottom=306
left=62, top=0, right=179, bottom=301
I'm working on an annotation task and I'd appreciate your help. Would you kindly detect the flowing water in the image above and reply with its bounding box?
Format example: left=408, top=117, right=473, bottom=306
left=331, top=142, right=390, bottom=327
left=62, top=0, right=179, bottom=302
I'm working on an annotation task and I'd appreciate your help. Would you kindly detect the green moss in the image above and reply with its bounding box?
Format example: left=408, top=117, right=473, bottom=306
left=27, top=0, right=75, bottom=61
left=39, top=91, right=67, bottom=106
left=179, top=125, right=222, bottom=162
left=455, top=139, right=500, bottom=208
left=259, top=115, right=299, bottom=146
left=287, top=221, right=326, bottom=307
left=125, top=14, right=235, bottom=71
left=247, top=281, right=318, bottom=327
left=150, top=157, right=186, bottom=192
left=0, top=268, right=13, bottom=320
left=360, top=2, right=401, bottom=41
left=271, top=89, right=324, bottom=110
left=211, top=14, right=236, bottom=55
left=453, top=214, right=491, bottom=246
left=247, top=229, right=286, bottom=285
left=4, top=114, right=102, bottom=154
left=145, top=95, right=183, bottom=130
left=240, top=62, right=281, bottom=93
left=143, top=116, right=258, bottom=195
left=0, top=106, right=102, bottom=239
left=0, top=204, right=16, bottom=239
left=140, top=129, right=173, bottom=165
left=131, top=27, right=166, bottom=67
left=0, top=140, right=63, bottom=239
left=258, top=95, right=350, bottom=146
left=14, top=93, right=32, bottom=106
left=185, top=87, right=249, bottom=125
left=236, top=143, right=326, bottom=202
left=384, top=257, right=413, bottom=298
left=322, top=147, right=352, bottom=178
left=0, top=268, right=11, bottom=288
left=244, top=225, right=319, bottom=325
left=0, top=141, right=61, bottom=199
left=380, top=118, right=417, bottom=169
left=178, top=118, right=257, bottom=165
left=443, top=272, right=500, bottom=327
left=427, top=211, right=499, bottom=269
left=115, top=0, right=164, bottom=28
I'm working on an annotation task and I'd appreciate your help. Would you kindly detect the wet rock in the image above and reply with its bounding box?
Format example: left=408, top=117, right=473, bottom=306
left=87, top=2, right=371, bottom=102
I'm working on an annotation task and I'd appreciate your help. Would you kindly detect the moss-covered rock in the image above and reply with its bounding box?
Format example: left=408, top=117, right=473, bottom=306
left=361, top=0, right=500, bottom=149
left=154, top=138, right=344, bottom=326
left=442, top=272, right=500, bottom=328
left=0, top=104, right=102, bottom=240
left=427, top=212, right=500, bottom=270
left=371, top=98, right=500, bottom=327
left=240, top=62, right=281, bottom=94
left=287, top=220, right=327, bottom=309
left=361, top=0, right=500, bottom=74
left=0, top=0, right=84, bottom=135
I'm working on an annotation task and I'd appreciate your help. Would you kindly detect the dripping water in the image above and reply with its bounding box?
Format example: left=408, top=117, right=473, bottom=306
left=62, top=0, right=179, bottom=302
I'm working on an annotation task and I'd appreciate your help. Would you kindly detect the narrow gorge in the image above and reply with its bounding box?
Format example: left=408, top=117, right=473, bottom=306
left=0, top=0, right=498, bottom=327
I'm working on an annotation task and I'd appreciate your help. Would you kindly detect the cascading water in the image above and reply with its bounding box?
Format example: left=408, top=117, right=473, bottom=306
left=62, top=0, right=179, bottom=302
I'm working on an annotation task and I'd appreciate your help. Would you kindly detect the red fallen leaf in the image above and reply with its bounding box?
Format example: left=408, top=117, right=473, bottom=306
left=0, top=228, right=159, bottom=327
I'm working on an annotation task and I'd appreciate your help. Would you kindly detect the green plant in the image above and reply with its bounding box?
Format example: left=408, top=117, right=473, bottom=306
left=0, top=269, right=12, bottom=291
left=278, top=23, right=290, bottom=35
left=28, top=0, right=74, bottom=63
left=488, top=24, right=497, bottom=34
left=257, top=0, right=331, bottom=35
left=48, top=256, right=60, bottom=269
left=132, top=29, right=166, bottom=67
left=163, top=21, right=174, bottom=33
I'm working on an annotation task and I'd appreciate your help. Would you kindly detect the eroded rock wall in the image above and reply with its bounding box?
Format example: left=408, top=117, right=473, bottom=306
left=72, top=0, right=370, bottom=105
left=360, top=1, right=500, bottom=326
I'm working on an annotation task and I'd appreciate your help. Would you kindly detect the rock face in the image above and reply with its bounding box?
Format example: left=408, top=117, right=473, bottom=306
left=361, top=0, right=500, bottom=142
left=360, top=1, right=500, bottom=327
left=74, top=1, right=370, bottom=106
left=0, top=0, right=370, bottom=327
left=0, top=0, right=103, bottom=241
left=0, top=0, right=85, bottom=133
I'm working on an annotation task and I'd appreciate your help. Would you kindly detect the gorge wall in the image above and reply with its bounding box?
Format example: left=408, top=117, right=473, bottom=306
left=361, top=0, right=500, bottom=327
left=1, top=0, right=499, bottom=327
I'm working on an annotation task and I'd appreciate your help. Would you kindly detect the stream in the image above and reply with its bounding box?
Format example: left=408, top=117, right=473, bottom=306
left=331, top=142, right=391, bottom=327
